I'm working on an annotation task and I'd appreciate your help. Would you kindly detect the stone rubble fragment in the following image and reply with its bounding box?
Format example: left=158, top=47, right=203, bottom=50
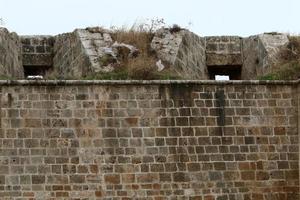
left=156, top=59, right=165, bottom=71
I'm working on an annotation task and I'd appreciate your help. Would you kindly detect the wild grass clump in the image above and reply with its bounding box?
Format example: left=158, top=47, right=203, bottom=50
left=259, top=36, right=300, bottom=80
left=45, top=19, right=183, bottom=80
left=0, top=74, right=14, bottom=80
left=108, top=19, right=181, bottom=80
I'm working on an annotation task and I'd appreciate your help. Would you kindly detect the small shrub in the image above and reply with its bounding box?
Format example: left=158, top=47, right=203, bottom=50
left=169, top=24, right=183, bottom=33
left=98, top=54, right=117, bottom=67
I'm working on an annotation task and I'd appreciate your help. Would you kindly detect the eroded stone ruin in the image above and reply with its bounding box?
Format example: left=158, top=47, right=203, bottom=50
left=0, top=26, right=292, bottom=80
left=0, top=26, right=299, bottom=200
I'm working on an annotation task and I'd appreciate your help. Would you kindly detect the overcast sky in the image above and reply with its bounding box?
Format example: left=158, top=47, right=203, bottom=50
left=0, top=0, right=299, bottom=36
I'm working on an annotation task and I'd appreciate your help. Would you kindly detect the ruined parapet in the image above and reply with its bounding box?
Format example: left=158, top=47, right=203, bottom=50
left=53, top=27, right=138, bottom=79
left=151, top=28, right=208, bottom=79
left=0, top=28, right=23, bottom=78
left=242, top=33, right=289, bottom=79
left=20, top=35, right=54, bottom=76
left=203, top=33, right=290, bottom=80
left=0, top=27, right=296, bottom=80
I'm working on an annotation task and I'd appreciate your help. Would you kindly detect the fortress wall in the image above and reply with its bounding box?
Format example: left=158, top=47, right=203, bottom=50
left=0, top=28, right=23, bottom=78
left=0, top=80, right=298, bottom=200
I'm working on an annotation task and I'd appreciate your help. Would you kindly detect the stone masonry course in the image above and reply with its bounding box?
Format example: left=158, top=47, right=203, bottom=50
left=0, top=80, right=298, bottom=199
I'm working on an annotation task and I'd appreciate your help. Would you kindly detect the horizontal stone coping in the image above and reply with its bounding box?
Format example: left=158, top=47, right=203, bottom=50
left=0, top=79, right=298, bottom=86
left=20, top=35, right=54, bottom=38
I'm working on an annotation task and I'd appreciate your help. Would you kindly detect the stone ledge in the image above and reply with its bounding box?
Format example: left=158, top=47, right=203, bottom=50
left=0, top=79, right=298, bottom=86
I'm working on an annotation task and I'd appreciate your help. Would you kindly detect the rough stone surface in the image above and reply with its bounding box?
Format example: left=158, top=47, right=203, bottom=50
left=241, top=33, right=289, bottom=79
left=241, top=35, right=261, bottom=79
left=76, top=27, right=115, bottom=73
left=0, top=80, right=298, bottom=199
left=53, top=27, right=140, bottom=78
left=151, top=28, right=208, bottom=79
left=259, top=33, right=289, bottom=66
left=205, top=36, right=243, bottom=66
left=0, top=28, right=23, bottom=78
left=53, top=31, right=91, bottom=78
left=21, top=36, right=54, bottom=67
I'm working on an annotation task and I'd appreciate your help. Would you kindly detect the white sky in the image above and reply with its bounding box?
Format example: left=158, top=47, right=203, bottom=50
left=0, top=0, right=299, bottom=36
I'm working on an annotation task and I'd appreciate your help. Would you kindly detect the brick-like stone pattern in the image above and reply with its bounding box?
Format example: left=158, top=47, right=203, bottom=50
left=0, top=28, right=23, bottom=78
left=205, top=36, right=243, bottom=66
left=21, top=36, right=54, bottom=67
left=0, top=81, right=298, bottom=199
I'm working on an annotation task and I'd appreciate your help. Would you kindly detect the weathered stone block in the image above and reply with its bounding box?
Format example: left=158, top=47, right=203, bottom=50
left=32, top=175, right=45, bottom=184
left=104, top=174, right=120, bottom=184
left=22, top=54, right=53, bottom=66
left=151, top=28, right=208, bottom=79
left=206, top=54, right=242, bottom=66
left=0, top=28, right=23, bottom=78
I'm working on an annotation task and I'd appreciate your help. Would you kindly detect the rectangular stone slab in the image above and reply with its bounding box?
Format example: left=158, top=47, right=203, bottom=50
left=206, top=53, right=243, bottom=66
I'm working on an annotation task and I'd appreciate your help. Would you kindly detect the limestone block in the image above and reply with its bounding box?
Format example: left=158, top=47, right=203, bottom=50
left=151, top=28, right=208, bottom=79
left=206, top=54, right=242, bottom=66
left=258, top=33, right=289, bottom=71
left=241, top=36, right=260, bottom=79
left=241, top=33, right=289, bottom=79
left=53, top=31, right=91, bottom=78
left=205, top=36, right=243, bottom=66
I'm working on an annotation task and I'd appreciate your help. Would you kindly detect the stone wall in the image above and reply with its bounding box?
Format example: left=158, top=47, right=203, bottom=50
left=205, top=36, right=242, bottom=66
left=21, top=36, right=54, bottom=67
left=0, top=80, right=298, bottom=199
left=0, top=28, right=23, bottom=78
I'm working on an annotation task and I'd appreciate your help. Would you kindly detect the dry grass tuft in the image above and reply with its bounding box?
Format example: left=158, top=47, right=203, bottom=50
left=126, top=54, right=157, bottom=80
left=279, top=36, right=300, bottom=61
left=111, top=30, right=154, bottom=56
left=109, top=20, right=167, bottom=80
